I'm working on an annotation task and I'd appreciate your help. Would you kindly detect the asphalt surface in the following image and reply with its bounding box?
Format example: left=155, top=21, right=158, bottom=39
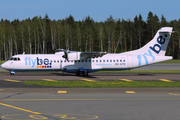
left=0, top=72, right=180, bottom=120
left=0, top=63, right=180, bottom=120
left=1, top=93, right=180, bottom=120
left=1, top=72, right=180, bottom=81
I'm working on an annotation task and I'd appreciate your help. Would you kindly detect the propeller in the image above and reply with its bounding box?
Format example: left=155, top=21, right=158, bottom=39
left=62, top=50, right=69, bottom=61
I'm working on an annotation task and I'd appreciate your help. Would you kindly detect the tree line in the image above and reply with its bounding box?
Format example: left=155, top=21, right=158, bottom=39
left=1, top=11, right=180, bottom=61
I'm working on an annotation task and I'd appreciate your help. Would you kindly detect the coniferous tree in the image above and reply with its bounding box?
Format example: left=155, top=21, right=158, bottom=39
left=0, top=12, right=180, bottom=60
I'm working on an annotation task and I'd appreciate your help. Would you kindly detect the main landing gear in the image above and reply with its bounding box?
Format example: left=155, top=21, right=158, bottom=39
left=75, top=68, right=88, bottom=76
left=75, top=71, right=88, bottom=76
left=10, top=71, right=15, bottom=75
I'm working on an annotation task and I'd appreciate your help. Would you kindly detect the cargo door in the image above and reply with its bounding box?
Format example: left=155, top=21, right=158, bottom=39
left=127, top=56, right=133, bottom=69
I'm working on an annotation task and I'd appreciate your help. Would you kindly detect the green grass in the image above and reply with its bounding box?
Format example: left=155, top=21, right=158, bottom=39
left=0, top=61, right=5, bottom=64
left=160, top=59, right=180, bottom=63
left=24, top=81, right=180, bottom=88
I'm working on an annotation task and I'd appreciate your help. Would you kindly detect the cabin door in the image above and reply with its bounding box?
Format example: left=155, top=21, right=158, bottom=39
left=127, top=56, right=133, bottom=68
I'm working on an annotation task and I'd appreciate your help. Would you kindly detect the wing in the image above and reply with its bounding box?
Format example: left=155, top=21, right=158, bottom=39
left=81, top=52, right=107, bottom=59
left=56, top=49, right=107, bottom=61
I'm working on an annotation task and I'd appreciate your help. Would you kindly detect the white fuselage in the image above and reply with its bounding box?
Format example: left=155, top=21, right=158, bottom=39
left=1, top=52, right=172, bottom=73
left=1, top=53, right=129, bottom=73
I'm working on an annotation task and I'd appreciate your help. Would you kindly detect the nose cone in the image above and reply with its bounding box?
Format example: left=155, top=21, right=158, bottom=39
left=1, top=63, right=5, bottom=69
left=1, top=62, right=8, bottom=70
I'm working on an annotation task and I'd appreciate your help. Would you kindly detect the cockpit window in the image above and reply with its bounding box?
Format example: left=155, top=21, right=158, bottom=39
left=9, top=57, right=20, bottom=61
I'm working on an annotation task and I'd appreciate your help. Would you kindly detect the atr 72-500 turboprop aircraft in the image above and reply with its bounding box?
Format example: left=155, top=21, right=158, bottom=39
left=1, top=27, right=174, bottom=76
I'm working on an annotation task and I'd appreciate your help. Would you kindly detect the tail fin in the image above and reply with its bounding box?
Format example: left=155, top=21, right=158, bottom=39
left=122, top=27, right=173, bottom=56
left=123, top=27, right=174, bottom=68
left=141, top=27, right=173, bottom=56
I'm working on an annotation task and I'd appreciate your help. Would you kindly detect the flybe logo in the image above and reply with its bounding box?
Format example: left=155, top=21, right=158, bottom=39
left=24, top=57, right=52, bottom=68
left=137, top=49, right=155, bottom=66
left=149, top=34, right=168, bottom=54
left=137, top=34, right=168, bottom=66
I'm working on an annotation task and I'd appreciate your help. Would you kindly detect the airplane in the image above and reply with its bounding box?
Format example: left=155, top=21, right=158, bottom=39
left=1, top=27, right=174, bottom=76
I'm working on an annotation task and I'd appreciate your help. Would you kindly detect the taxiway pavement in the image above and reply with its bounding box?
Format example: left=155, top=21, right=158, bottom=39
left=1, top=63, right=180, bottom=120
left=1, top=93, right=180, bottom=120
left=0, top=72, right=180, bottom=81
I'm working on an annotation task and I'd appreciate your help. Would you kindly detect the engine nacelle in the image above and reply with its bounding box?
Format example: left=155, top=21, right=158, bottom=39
left=63, top=52, right=81, bottom=61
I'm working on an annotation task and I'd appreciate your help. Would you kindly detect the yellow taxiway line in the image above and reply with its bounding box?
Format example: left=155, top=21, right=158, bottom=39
left=159, top=79, right=173, bottom=82
left=4, top=79, right=22, bottom=82
left=57, top=91, right=67, bottom=93
left=0, top=102, right=41, bottom=114
left=125, top=91, right=136, bottom=93
left=80, top=79, right=96, bottom=82
left=42, top=79, right=58, bottom=82
left=168, top=93, right=179, bottom=96
left=120, top=79, right=133, bottom=82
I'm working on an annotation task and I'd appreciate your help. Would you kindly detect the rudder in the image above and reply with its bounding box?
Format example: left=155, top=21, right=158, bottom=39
left=141, top=27, right=173, bottom=56
left=120, top=27, right=173, bottom=56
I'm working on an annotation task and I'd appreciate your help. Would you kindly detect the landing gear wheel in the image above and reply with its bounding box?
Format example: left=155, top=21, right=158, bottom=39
left=75, top=71, right=81, bottom=76
left=10, top=73, right=14, bottom=75
left=10, top=71, right=15, bottom=75
left=82, top=71, right=88, bottom=76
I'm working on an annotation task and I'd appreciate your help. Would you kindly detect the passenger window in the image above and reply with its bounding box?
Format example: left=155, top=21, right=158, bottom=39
left=18, top=58, right=20, bottom=61
left=110, top=60, right=112, bottom=62
left=117, top=60, right=119, bottom=62
left=93, top=60, right=94, bottom=62
left=96, top=60, right=98, bottom=62
left=85, top=60, right=87, bottom=62
left=57, top=60, right=59, bottom=63
left=113, top=60, right=115, bottom=62
left=54, top=60, right=56, bottom=63
left=78, top=60, right=80, bottom=62
left=107, top=60, right=109, bottom=62
left=82, top=60, right=84, bottom=62
left=61, top=60, right=63, bottom=62
left=64, top=60, right=66, bottom=62
left=89, top=60, right=91, bottom=62
left=123, top=60, right=125, bottom=62
left=103, top=60, right=105, bottom=62
left=120, top=60, right=122, bottom=62
left=100, top=60, right=101, bottom=62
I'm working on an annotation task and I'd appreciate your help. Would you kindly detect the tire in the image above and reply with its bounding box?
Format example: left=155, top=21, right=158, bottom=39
left=75, top=71, right=81, bottom=76
left=82, top=71, right=88, bottom=76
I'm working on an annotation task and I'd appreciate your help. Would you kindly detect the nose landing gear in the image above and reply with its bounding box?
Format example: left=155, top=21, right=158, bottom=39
left=10, top=71, right=15, bottom=75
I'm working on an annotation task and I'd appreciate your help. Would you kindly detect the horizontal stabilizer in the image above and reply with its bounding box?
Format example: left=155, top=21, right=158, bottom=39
left=158, top=27, right=174, bottom=33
